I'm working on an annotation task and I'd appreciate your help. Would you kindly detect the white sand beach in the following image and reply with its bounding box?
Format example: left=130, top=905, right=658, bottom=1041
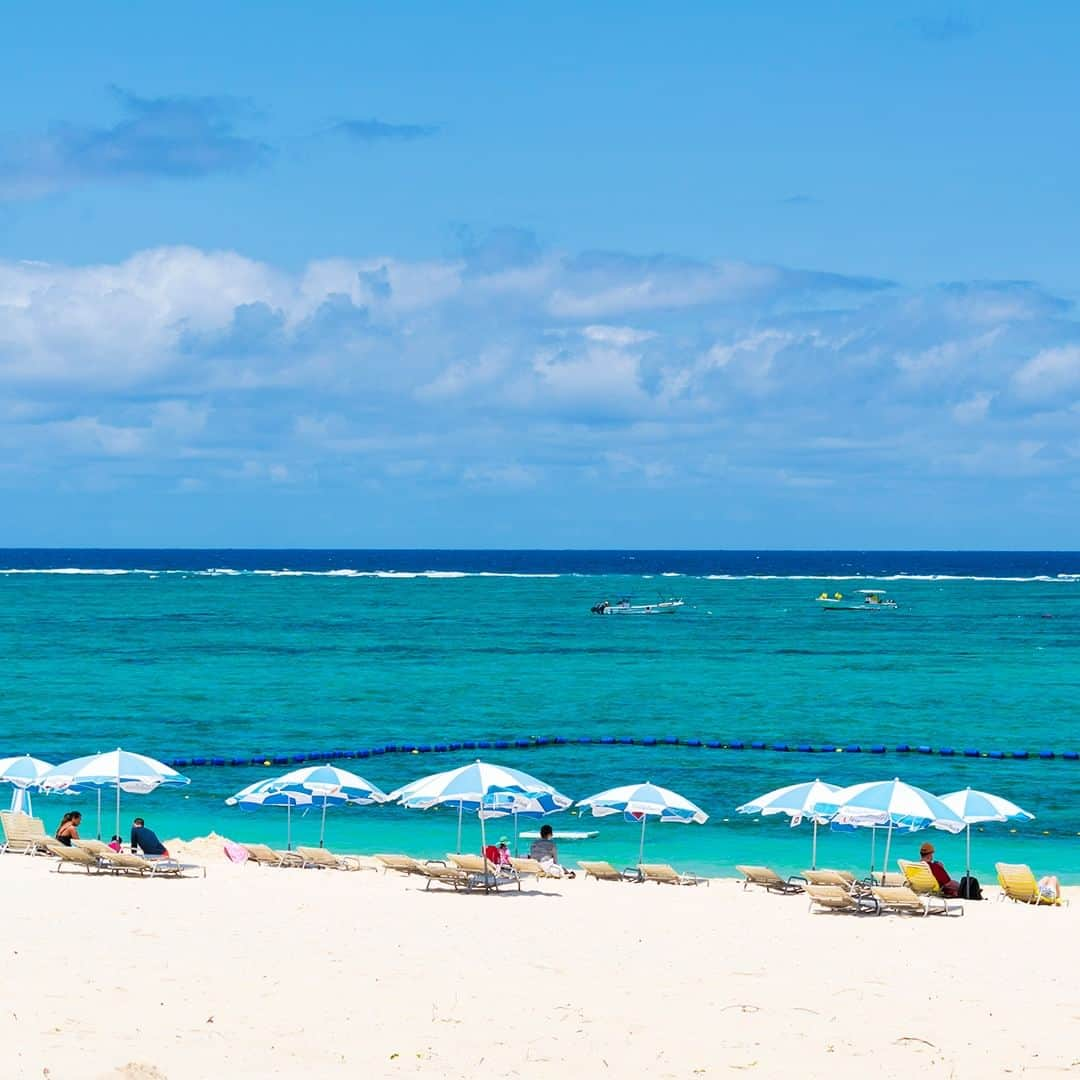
left=3, top=841, right=1078, bottom=1079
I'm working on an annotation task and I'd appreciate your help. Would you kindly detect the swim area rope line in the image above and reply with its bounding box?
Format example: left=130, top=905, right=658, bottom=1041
left=156, top=737, right=1080, bottom=770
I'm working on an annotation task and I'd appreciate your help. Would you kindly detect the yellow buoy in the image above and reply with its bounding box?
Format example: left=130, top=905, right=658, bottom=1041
left=263, top=759, right=271, bottom=766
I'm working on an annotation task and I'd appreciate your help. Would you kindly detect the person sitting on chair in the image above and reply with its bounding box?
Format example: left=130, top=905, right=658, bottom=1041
left=130, top=817, right=168, bottom=857
left=919, top=842, right=960, bottom=897
left=529, top=824, right=576, bottom=878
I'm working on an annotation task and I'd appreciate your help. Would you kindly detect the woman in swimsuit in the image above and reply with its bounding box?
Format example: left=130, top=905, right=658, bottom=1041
left=55, top=811, right=82, bottom=846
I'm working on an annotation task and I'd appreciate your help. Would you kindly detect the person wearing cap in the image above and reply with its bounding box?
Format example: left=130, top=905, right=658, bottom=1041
left=919, top=841, right=960, bottom=897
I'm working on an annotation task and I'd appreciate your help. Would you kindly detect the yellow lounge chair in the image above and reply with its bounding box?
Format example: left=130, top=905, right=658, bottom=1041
left=242, top=843, right=304, bottom=867
left=735, top=865, right=805, bottom=894
left=897, top=859, right=945, bottom=896
left=578, top=860, right=640, bottom=882
left=995, top=863, right=1065, bottom=906
left=638, top=863, right=708, bottom=886
left=0, top=811, right=53, bottom=856
left=509, top=856, right=558, bottom=881
left=296, top=846, right=364, bottom=871
left=802, top=869, right=857, bottom=888
left=872, top=885, right=963, bottom=917
left=806, top=884, right=877, bottom=914
left=94, top=848, right=206, bottom=878
left=46, top=841, right=104, bottom=874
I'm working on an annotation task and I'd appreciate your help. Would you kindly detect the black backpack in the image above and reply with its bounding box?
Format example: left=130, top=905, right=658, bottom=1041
left=958, top=875, right=982, bottom=900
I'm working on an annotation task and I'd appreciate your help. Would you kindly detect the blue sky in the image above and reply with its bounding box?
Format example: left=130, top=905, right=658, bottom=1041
left=1, top=2, right=1078, bottom=547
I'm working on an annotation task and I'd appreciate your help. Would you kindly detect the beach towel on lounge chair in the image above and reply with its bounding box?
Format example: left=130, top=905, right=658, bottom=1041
left=46, top=841, right=104, bottom=874
left=735, top=865, right=805, bottom=894
left=1, top=811, right=53, bottom=856
left=242, top=843, right=304, bottom=868
left=995, top=863, right=1065, bottom=906
left=805, top=884, right=877, bottom=914
left=296, top=846, right=365, bottom=871
left=578, top=860, right=640, bottom=882
left=871, top=885, right=962, bottom=917
left=638, top=863, right=708, bottom=886
left=224, top=841, right=249, bottom=864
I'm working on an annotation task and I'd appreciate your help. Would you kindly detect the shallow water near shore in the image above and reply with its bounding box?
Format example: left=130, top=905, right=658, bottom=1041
left=2, top=549, right=1078, bottom=881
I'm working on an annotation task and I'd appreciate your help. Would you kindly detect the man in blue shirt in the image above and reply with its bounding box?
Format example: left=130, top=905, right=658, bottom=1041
left=130, top=817, right=168, bottom=857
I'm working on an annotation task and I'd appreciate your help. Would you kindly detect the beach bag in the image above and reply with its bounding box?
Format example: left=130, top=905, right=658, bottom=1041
left=958, top=875, right=982, bottom=900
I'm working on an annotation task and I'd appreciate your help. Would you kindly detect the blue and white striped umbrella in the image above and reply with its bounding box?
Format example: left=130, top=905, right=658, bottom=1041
left=0, top=755, right=53, bottom=816
left=390, top=760, right=571, bottom=855
left=941, top=787, right=1035, bottom=878
left=270, top=764, right=388, bottom=847
left=736, top=779, right=840, bottom=869
left=814, top=778, right=965, bottom=876
left=40, top=748, right=190, bottom=840
left=576, top=781, right=708, bottom=865
left=226, top=778, right=320, bottom=850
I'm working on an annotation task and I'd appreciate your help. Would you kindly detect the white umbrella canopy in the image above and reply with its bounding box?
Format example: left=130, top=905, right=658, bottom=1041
left=270, top=764, right=388, bottom=847
left=736, top=779, right=840, bottom=869
left=815, top=778, right=965, bottom=877
left=225, top=778, right=320, bottom=850
left=0, top=755, right=53, bottom=816
left=390, top=759, right=571, bottom=856
left=941, top=787, right=1035, bottom=879
left=40, top=749, right=190, bottom=839
left=576, top=781, right=708, bottom=866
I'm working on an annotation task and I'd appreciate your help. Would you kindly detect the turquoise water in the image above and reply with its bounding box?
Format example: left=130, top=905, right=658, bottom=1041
left=2, top=555, right=1078, bottom=881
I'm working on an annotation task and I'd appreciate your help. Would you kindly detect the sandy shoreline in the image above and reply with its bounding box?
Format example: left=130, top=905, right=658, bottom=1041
left=3, top=840, right=1078, bottom=1079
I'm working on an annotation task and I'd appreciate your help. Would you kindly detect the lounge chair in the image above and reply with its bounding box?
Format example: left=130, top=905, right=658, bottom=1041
left=296, top=846, right=364, bottom=871
left=872, top=871, right=907, bottom=887
left=735, top=865, right=805, bottom=894
left=0, top=811, right=53, bottom=856
left=578, top=860, right=640, bottom=882
left=871, top=885, right=962, bottom=917
left=46, top=841, right=105, bottom=874
left=92, top=847, right=205, bottom=878
left=375, top=853, right=435, bottom=877
left=417, top=862, right=474, bottom=891
left=806, top=884, right=877, bottom=914
left=509, top=856, right=557, bottom=881
left=996, top=863, right=1065, bottom=906
left=897, top=859, right=946, bottom=896
left=447, top=853, right=520, bottom=891
left=242, top=843, right=304, bottom=868
left=801, top=869, right=857, bottom=888
left=638, top=863, right=708, bottom=886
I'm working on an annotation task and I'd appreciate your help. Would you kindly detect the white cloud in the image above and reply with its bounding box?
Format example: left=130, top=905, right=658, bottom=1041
left=1012, top=344, right=1080, bottom=401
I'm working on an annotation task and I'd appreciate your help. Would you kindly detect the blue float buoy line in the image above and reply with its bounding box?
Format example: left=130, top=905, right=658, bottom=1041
left=154, top=738, right=1080, bottom=770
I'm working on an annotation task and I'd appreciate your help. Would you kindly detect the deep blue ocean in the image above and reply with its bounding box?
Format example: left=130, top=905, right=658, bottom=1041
left=2, top=550, right=1078, bottom=880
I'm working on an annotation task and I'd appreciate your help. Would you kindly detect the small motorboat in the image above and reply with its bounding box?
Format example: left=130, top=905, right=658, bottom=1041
left=817, top=588, right=898, bottom=611
left=591, top=597, right=684, bottom=615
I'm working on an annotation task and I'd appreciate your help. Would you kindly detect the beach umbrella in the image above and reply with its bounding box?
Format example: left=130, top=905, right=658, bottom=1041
left=389, top=760, right=571, bottom=856
left=941, top=787, right=1034, bottom=879
left=736, top=779, right=840, bottom=869
left=270, top=764, right=388, bottom=847
left=40, top=748, right=190, bottom=839
left=0, top=755, right=53, bottom=816
left=225, top=778, right=320, bottom=850
left=815, top=778, right=965, bottom=877
left=575, top=781, right=708, bottom=866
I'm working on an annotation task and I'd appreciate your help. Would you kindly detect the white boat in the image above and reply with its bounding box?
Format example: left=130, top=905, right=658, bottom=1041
left=519, top=830, right=599, bottom=840
left=817, top=588, right=897, bottom=611
left=591, top=598, right=684, bottom=615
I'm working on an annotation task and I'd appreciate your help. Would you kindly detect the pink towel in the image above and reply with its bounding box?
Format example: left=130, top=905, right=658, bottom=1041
left=223, top=842, right=249, bottom=864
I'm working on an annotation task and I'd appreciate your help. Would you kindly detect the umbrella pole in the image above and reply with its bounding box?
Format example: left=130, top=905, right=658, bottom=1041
left=966, top=823, right=971, bottom=880
left=479, top=811, right=490, bottom=893
left=812, top=820, right=818, bottom=871
left=883, top=820, right=893, bottom=879
left=115, top=781, right=121, bottom=843
left=514, top=810, right=519, bottom=857
left=96, top=788, right=102, bottom=840
left=638, top=814, right=647, bottom=867
left=287, top=802, right=292, bottom=851
left=456, top=802, right=463, bottom=854
left=869, top=826, right=876, bottom=877
left=320, top=799, right=327, bottom=847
